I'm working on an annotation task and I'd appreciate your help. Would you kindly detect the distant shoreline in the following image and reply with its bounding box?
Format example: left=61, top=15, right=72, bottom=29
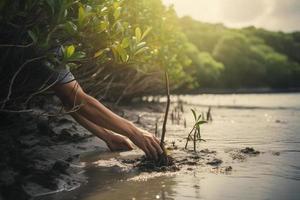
left=175, top=87, right=300, bottom=95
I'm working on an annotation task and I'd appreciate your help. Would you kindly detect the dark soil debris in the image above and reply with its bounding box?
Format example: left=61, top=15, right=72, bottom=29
left=240, top=147, right=260, bottom=155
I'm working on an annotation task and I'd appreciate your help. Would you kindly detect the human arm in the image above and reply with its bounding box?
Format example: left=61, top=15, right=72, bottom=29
left=53, top=81, right=163, bottom=160
left=71, top=112, right=133, bottom=151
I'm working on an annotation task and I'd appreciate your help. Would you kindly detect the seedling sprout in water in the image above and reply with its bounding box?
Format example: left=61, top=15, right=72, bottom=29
left=185, top=109, right=207, bottom=152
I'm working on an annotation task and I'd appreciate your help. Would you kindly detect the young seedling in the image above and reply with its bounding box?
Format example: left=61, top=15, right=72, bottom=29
left=206, top=106, right=213, bottom=122
left=185, top=109, right=207, bottom=152
left=158, top=71, right=171, bottom=165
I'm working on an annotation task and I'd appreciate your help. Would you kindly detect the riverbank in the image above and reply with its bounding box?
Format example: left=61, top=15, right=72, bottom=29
left=0, top=96, right=169, bottom=199
left=1, top=94, right=293, bottom=200
left=175, top=87, right=300, bottom=95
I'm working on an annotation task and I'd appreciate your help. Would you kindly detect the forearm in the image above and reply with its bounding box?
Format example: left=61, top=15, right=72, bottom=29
left=76, top=94, right=139, bottom=139
left=54, top=81, right=162, bottom=158
left=70, top=112, right=113, bottom=143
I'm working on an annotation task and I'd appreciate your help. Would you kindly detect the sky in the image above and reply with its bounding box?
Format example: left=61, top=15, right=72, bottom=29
left=162, top=0, right=300, bottom=32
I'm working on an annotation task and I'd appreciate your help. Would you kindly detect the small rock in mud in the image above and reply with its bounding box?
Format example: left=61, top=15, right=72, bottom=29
left=275, top=120, right=286, bottom=124
left=231, top=153, right=246, bottom=161
left=189, top=155, right=201, bottom=160
left=185, top=161, right=198, bottom=166
left=206, top=158, right=223, bottom=166
left=240, top=147, right=260, bottom=155
left=225, top=166, right=233, bottom=171
left=211, top=166, right=232, bottom=174
left=228, top=147, right=260, bottom=161
left=193, top=184, right=200, bottom=189
left=272, top=151, right=280, bottom=156
left=54, top=128, right=87, bottom=143
left=200, top=149, right=216, bottom=154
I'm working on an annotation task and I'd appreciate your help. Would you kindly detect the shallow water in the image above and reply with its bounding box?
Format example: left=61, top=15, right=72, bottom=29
left=40, top=93, right=300, bottom=200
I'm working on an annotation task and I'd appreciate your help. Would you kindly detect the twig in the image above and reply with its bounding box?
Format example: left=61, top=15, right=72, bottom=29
left=184, top=126, right=196, bottom=149
left=160, top=71, right=170, bottom=147
left=1, top=56, right=45, bottom=109
left=24, top=73, right=59, bottom=106
left=0, top=43, right=33, bottom=48
left=0, top=109, right=34, bottom=113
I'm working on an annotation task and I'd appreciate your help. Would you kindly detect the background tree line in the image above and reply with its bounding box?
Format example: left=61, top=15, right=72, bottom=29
left=1, top=0, right=300, bottom=107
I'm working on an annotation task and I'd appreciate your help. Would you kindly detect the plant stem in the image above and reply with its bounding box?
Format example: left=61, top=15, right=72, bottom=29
left=185, top=126, right=196, bottom=149
left=160, top=71, right=170, bottom=148
left=193, top=130, right=197, bottom=152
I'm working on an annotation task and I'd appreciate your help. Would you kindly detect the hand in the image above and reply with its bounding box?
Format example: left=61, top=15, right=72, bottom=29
left=129, top=129, right=163, bottom=160
left=106, top=134, right=134, bottom=152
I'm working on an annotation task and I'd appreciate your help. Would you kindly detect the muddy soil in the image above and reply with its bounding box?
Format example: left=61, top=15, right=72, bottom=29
left=0, top=96, right=262, bottom=200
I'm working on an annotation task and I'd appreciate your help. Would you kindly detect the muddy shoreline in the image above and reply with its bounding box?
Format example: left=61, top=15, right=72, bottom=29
left=0, top=96, right=265, bottom=200
left=0, top=96, right=170, bottom=199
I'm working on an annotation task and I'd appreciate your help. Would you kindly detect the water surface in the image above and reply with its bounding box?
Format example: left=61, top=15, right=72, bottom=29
left=40, top=93, right=300, bottom=200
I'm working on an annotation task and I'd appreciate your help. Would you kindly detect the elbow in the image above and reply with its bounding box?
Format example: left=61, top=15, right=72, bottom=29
left=60, top=90, right=90, bottom=110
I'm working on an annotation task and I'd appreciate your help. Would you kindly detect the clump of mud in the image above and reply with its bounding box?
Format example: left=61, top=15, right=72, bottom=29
left=122, top=155, right=180, bottom=172
left=120, top=147, right=224, bottom=174
left=228, top=147, right=261, bottom=161
left=240, top=147, right=260, bottom=155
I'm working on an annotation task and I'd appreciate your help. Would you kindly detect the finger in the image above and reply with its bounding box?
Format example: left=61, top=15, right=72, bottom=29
left=151, top=138, right=163, bottom=155
left=143, top=146, right=152, bottom=159
left=153, top=136, right=161, bottom=144
left=123, top=139, right=134, bottom=150
left=147, top=142, right=158, bottom=161
left=126, top=141, right=134, bottom=150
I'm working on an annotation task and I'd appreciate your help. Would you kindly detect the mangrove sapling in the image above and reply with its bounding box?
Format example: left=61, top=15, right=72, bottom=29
left=206, top=107, right=213, bottom=122
left=155, top=117, right=160, bottom=137
left=157, top=71, right=172, bottom=166
left=185, top=109, right=207, bottom=152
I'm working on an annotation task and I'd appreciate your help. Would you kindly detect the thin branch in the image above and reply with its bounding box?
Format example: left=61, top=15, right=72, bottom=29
left=0, top=43, right=33, bottom=48
left=160, top=71, right=170, bottom=147
left=0, top=109, right=34, bottom=113
left=1, top=56, right=45, bottom=109
left=24, top=73, right=59, bottom=106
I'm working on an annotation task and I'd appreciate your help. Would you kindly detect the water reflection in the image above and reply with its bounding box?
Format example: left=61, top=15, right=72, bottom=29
left=39, top=94, right=300, bottom=200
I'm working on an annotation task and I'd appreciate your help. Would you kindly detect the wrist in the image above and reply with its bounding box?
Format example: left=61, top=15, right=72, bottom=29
left=94, top=128, right=114, bottom=144
left=125, top=122, right=140, bottom=140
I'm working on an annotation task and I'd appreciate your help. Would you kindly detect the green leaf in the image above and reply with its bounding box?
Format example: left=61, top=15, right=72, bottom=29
left=98, top=21, right=109, bottom=32
left=191, top=109, right=197, bottom=121
left=66, top=45, right=75, bottom=58
left=134, top=47, right=149, bottom=56
left=136, top=42, right=146, bottom=48
left=113, top=7, right=121, bottom=20
left=141, top=27, right=152, bottom=40
left=69, top=51, right=86, bottom=61
left=121, top=38, right=130, bottom=48
left=66, top=63, right=79, bottom=70
left=101, top=7, right=108, bottom=12
left=64, top=21, right=78, bottom=34
left=195, top=121, right=207, bottom=126
left=78, top=5, right=85, bottom=26
left=113, top=2, right=119, bottom=9
left=94, top=49, right=104, bottom=58
left=135, top=27, right=142, bottom=43
left=116, top=46, right=128, bottom=62
left=45, top=0, right=55, bottom=14
left=28, top=30, right=37, bottom=43
left=111, top=46, right=118, bottom=60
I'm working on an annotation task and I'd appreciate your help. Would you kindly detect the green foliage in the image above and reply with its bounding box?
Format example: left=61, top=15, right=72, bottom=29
left=180, top=17, right=300, bottom=89
left=1, top=0, right=300, bottom=105
left=185, top=109, right=207, bottom=152
left=0, top=0, right=192, bottom=102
